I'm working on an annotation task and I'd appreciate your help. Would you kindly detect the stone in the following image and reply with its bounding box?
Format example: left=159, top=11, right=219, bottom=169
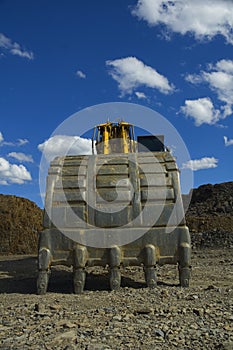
left=222, top=342, right=233, bottom=350
left=112, top=315, right=122, bottom=321
left=153, top=329, right=165, bottom=338
left=193, top=308, right=204, bottom=317
left=86, top=344, right=111, bottom=350
left=52, top=330, right=77, bottom=343
left=134, top=307, right=154, bottom=314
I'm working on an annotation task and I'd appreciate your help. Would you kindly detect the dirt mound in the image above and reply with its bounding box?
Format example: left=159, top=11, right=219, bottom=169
left=184, top=182, right=233, bottom=248
left=187, top=182, right=233, bottom=216
left=0, top=194, right=43, bottom=255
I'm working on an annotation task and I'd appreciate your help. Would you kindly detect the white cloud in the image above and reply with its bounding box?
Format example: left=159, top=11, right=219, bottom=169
left=185, top=74, right=203, bottom=84
left=224, top=136, right=233, bottom=147
left=185, top=59, right=233, bottom=119
left=215, top=59, right=233, bottom=74
left=38, top=135, right=93, bottom=162
left=203, top=70, right=233, bottom=105
left=135, top=91, right=147, bottom=99
left=0, top=157, right=32, bottom=185
left=17, top=138, right=29, bottom=146
left=76, top=70, right=86, bottom=79
left=0, top=132, right=29, bottom=147
left=0, top=33, right=34, bottom=60
left=0, top=141, right=15, bottom=147
left=182, top=157, right=218, bottom=171
left=106, top=56, right=174, bottom=96
left=180, top=97, right=220, bottom=126
left=0, top=131, right=13, bottom=146
left=132, top=0, right=233, bottom=44
left=8, top=152, right=33, bottom=163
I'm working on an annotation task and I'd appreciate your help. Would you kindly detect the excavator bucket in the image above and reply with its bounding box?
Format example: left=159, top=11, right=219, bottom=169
left=37, top=121, right=191, bottom=294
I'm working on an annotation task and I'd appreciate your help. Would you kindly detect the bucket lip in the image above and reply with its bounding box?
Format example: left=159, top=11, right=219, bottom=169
left=51, top=150, right=173, bottom=161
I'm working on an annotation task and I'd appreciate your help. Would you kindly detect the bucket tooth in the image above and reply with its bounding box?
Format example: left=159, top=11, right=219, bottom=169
left=73, top=268, right=86, bottom=294
left=37, top=270, right=50, bottom=295
left=73, top=245, right=88, bottom=294
left=178, top=266, right=191, bottom=287
left=144, top=267, right=157, bottom=289
left=109, top=246, right=121, bottom=291
left=143, top=244, right=157, bottom=289
left=178, top=242, right=191, bottom=287
left=37, top=248, right=52, bottom=295
left=110, top=267, right=121, bottom=290
left=38, top=247, right=52, bottom=271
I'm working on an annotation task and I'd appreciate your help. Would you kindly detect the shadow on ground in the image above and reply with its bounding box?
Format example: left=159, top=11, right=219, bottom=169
left=0, top=256, right=178, bottom=294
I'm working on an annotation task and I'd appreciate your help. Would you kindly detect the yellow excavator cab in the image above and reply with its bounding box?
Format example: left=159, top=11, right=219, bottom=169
left=92, top=121, right=136, bottom=154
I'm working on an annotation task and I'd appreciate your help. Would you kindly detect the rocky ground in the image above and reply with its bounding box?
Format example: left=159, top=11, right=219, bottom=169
left=0, top=248, right=232, bottom=350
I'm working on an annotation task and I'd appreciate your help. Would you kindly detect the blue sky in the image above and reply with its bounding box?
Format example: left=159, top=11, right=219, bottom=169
left=0, top=0, right=233, bottom=207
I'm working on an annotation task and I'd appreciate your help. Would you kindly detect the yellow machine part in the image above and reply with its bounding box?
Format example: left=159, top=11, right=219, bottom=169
left=94, top=121, right=134, bottom=154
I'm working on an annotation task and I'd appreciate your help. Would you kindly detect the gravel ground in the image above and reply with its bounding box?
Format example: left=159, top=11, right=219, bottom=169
left=0, top=249, right=232, bottom=350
